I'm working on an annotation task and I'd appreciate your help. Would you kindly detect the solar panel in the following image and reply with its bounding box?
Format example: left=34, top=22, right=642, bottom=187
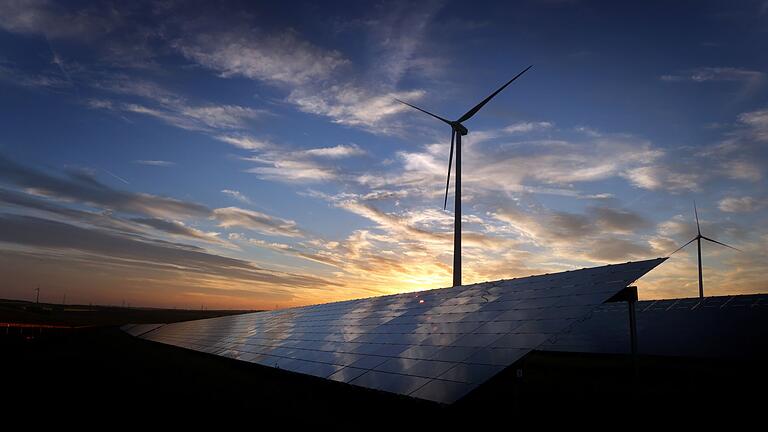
left=129, top=258, right=665, bottom=404
left=121, top=323, right=166, bottom=337
left=541, top=293, right=768, bottom=358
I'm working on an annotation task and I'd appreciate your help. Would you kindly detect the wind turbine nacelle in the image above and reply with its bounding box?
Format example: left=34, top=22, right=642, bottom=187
left=452, top=123, right=468, bottom=136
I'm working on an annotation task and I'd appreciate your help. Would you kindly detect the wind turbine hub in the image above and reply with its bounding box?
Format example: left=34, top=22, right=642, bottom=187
left=452, top=122, right=468, bottom=135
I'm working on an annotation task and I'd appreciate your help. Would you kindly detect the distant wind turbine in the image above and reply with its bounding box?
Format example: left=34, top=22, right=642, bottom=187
left=669, top=201, right=741, bottom=298
left=396, top=65, right=533, bottom=287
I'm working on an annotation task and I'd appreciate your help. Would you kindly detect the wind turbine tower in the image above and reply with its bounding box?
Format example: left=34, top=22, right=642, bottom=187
left=397, top=65, right=533, bottom=286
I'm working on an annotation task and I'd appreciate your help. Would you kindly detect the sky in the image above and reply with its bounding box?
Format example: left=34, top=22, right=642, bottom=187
left=0, top=0, right=767, bottom=310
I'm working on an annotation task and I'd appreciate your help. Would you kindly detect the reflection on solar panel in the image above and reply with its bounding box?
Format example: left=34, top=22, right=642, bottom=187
left=541, top=293, right=768, bottom=358
left=130, top=258, right=665, bottom=404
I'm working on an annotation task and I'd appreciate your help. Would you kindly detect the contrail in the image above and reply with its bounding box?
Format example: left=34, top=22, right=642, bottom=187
left=102, top=169, right=130, bottom=185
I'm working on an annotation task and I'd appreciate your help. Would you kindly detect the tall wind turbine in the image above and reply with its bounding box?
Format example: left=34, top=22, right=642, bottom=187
left=670, top=202, right=741, bottom=298
left=396, top=65, right=533, bottom=287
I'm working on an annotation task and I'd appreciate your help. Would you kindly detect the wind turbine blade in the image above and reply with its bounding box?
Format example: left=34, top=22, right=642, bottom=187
left=701, top=235, right=742, bottom=252
left=394, top=99, right=452, bottom=126
left=456, top=65, right=533, bottom=123
left=694, top=201, right=701, bottom=235
left=444, top=130, right=455, bottom=210
left=669, top=237, right=697, bottom=256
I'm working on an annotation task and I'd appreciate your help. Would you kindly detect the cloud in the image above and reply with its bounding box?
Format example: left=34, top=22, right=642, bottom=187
left=661, top=67, right=765, bottom=100
left=76, top=73, right=271, bottom=134
left=174, top=28, right=348, bottom=85
left=622, top=165, right=703, bottom=191
left=303, top=144, right=366, bottom=159
left=91, top=99, right=265, bottom=133
left=493, top=205, right=648, bottom=244
left=213, top=207, right=304, bottom=238
left=320, top=193, right=519, bottom=252
left=738, top=109, right=768, bottom=141
left=590, top=206, right=652, bottom=233
left=239, top=139, right=349, bottom=183
left=166, top=7, right=438, bottom=132
left=0, top=186, right=145, bottom=235
left=221, top=189, right=252, bottom=205
left=129, top=217, right=220, bottom=242
left=0, top=62, right=71, bottom=89
left=700, top=107, right=768, bottom=183
left=383, top=126, right=664, bottom=199
left=1, top=181, right=223, bottom=245
left=656, top=212, right=747, bottom=248
left=277, top=1, right=441, bottom=131
left=582, top=238, right=654, bottom=261
left=620, top=106, right=768, bottom=192
left=0, top=1, right=164, bottom=70
left=361, top=1, right=444, bottom=86
left=215, top=135, right=270, bottom=150
left=3, top=1, right=440, bottom=137
left=661, top=67, right=765, bottom=84
left=244, top=158, right=338, bottom=183
left=0, top=154, right=210, bottom=219
left=718, top=196, right=765, bottom=213
left=287, top=87, right=426, bottom=131
left=134, top=160, right=175, bottom=167
left=0, top=0, right=113, bottom=39
left=491, top=204, right=654, bottom=262
left=503, top=121, right=553, bottom=133
left=0, top=213, right=330, bottom=289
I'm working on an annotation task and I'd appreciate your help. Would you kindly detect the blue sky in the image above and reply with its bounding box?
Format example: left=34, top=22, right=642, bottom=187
left=1, top=0, right=767, bottom=309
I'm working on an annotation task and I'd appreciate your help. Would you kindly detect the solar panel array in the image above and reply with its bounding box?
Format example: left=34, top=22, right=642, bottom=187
left=132, top=258, right=665, bottom=404
left=541, top=293, right=768, bottom=358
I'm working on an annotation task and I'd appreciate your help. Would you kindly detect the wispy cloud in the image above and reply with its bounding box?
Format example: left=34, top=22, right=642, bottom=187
left=134, top=160, right=175, bottom=167
left=661, top=66, right=765, bottom=98
left=174, top=28, right=348, bottom=85
left=738, top=109, right=768, bottom=141
left=0, top=213, right=331, bottom=290
left=213, top=207, right=304, bottom=238
left=718, top=196, right=765, bottom=213
left=0, top=153, right=209, bottom=219
left=661, top=66, right=765, bottom=84
left=129, top=217, right=220, bottom=242
left=244, top=157, right=339, bottom=183
left=221, top=189, right=252, bottom=205
left=503, top=121, right=553, bottom=133
left=0, top=0, right=113, bottom=39
left=303, top=144, right=366, bottom=158
left=0, top=61, right=71, bottom=89
left=286, top=87, right=426, bottom=131
left=622, top=164, right=703, bottom=192
left=215, top=135, right=270, bottom=150
left=491, top=204, right=656, bottom=263
left=89, top=98, right=266, bottom=133
left=368, top=124, right=664, bottom=199
left=165, top=4, right=441, bottom=132
left=621, top=106, right=768, bottom=192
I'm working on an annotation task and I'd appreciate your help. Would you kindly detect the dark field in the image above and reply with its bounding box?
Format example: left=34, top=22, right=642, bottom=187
left=2, top=300, right=764, bottom=422
left=0, top=298, right=255, bottom=327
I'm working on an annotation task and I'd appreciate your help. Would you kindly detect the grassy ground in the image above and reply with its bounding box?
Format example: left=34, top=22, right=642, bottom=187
left=0, top=298, right=254, bottom=326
